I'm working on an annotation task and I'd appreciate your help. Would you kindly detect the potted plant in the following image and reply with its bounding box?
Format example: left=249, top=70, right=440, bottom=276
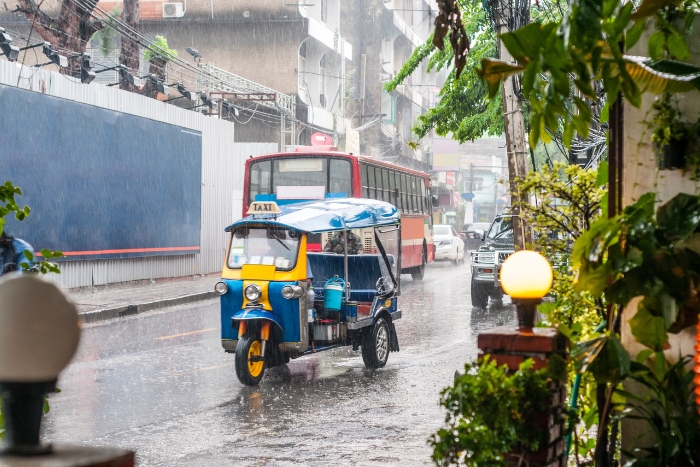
left=651, top=92, right=688, bottom=170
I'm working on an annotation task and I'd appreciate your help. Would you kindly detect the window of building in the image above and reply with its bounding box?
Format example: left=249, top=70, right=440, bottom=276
left=321, top=0, right=327, bottom=22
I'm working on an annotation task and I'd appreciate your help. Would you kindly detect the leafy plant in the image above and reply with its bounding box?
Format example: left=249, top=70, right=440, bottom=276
left=573, top=192, right=700, bottom=352
left=650, top=92, right=686, bottom=148
left=619, top=355, right=700, bottom=466
left=429, top=357, right=553, bottom=466
left=384, top=0, right=504, bottom=142
left=475, top=0, right=700, bottom=151
left=143, top=35, right=178, bottom=63
left=93, top=6, right=122, bottom=58
left=685, top=120, right=700, bottom=180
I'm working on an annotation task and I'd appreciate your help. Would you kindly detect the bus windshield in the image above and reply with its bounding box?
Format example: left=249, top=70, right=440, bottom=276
left=228, top=226, right=301, bottom=270
left=249, top=157, right=352, bottom=201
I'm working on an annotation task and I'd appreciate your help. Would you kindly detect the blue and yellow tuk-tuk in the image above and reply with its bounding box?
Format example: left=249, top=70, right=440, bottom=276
left=214, top=198, right=402, bottom=386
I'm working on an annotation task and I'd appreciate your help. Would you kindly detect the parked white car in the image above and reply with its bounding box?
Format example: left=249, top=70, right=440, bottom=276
left=434, top=224, right=465, bottom=265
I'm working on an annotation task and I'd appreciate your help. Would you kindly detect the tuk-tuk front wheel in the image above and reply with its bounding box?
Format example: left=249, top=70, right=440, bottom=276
left=235, top=332, right=265, bottom=386
left=362, top=318, right=390, bottom=369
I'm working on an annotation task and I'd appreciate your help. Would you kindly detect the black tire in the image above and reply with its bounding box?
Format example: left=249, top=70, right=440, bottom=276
left=362, top=318, right=390, bottom=369
left=452, top=248, right=461, bottom=266
left=471, top=280, right=489, bottom=308
left=492, top=287, right=504, bottom=302
left=411, top=248, right=426, bottom=280
left=235, top=331, right=265, bottom=386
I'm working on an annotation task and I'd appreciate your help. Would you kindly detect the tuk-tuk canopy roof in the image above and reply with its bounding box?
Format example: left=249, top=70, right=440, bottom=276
left=225, top=198, right=400, bottom=233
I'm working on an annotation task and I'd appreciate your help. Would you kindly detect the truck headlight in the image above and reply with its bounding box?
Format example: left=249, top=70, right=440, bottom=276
left=214, top=281, right=228, bottom=295
left=281, top=285, right=303, bottom=299
left=244, top=284, right=262, bottom=301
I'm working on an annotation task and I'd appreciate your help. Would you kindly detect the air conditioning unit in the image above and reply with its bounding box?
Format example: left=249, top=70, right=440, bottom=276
left=162, top=2, right=184, bottom=18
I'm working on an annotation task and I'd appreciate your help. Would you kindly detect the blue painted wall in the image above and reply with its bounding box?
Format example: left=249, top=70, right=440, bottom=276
left=0, top=84, right=202, bottom=260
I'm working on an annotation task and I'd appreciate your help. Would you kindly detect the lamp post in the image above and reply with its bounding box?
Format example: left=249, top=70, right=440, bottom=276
left=499, top=250, right=553, bottom=334
left=0, top=275, right=80, bottom=455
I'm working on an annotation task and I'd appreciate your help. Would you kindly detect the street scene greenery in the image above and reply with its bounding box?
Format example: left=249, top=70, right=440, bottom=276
left=430, top=357, right=553, bottom=466
left=412, top=0, right=700, bottom=462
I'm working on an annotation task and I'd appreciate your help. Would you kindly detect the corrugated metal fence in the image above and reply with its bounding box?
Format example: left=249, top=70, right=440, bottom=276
left=0, top=60, right=277, bottom=288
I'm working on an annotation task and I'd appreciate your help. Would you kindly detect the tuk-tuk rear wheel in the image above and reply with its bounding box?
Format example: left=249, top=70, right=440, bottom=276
left=362, top=318, right=390, bottom=369
left=235, top=332, right=265, bottom=386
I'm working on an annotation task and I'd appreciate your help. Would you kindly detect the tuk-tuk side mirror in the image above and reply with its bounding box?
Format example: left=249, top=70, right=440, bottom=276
left=376, top=277, right=394, bottom=298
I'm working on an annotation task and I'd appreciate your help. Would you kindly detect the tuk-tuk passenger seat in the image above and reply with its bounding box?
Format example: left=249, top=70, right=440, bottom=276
left=307, top=253, right=392, bottom=304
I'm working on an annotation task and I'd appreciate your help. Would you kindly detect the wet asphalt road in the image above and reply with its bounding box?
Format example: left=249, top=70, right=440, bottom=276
left=43, top=261, right=516, bottom=466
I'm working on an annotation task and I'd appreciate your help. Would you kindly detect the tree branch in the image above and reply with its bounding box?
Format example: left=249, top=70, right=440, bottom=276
left=14, top=0, right=56, bottom=42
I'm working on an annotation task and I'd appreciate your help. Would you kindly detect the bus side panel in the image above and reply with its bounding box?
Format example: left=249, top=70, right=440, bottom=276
left=401, top=216, right=426, bottom=269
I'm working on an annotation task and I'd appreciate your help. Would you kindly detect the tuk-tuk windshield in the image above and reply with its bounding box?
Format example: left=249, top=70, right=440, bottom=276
left=228, top=226, right=301, bottom=271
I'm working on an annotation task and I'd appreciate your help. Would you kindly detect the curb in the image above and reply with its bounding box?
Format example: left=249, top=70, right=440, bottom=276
left=78, top=291, right=218, bottom=324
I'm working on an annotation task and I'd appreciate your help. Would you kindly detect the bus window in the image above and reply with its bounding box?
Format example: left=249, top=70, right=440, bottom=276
left=367, top=165, right=376, bottom=200
left=400, top=174, right=408, bottom=212
left=420, top=178, right=428, bottom=214
left=250, top=160, right=272, bottom=200
left=272, top=158, right=326, bottom=194
left=410, top=177, right=418, bottom=212
left=417, top=179, right=424, bottom=213
left=382, top=169, right=391, bottom=203
left=390, top=171, right=399, bottom=208
left=376, top=168, right=385, bottom=202
left=329, top=159, right=352, bottom=196
left=360, top=164, right=370, bottom=198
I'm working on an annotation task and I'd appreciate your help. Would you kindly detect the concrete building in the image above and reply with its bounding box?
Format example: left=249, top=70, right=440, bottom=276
left=0, top=0, right=439, bottom=165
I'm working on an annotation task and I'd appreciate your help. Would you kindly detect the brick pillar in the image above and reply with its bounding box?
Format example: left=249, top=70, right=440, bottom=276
left=477, top=326, right=568, bottom=467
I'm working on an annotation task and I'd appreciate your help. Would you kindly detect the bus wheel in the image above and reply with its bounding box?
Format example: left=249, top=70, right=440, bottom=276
left=362, top=318, right=390, bottom=369
left=411, top=249, right=426, bottom=280
left=235, top=331, right=265, bottom=386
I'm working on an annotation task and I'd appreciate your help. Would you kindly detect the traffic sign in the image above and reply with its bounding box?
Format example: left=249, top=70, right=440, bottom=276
left=461, top=193, right=475, bottom=201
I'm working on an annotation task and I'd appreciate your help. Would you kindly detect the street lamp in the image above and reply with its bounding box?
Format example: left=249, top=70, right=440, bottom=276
left=80, top=54, right=96, bottom=84
left=0, top=28, right=19, bottom=62
left=0, top=275, right=80, bottom=455
left=19, top=42, right=68, bottom=68
left=499, top=250, right=552, bottom=333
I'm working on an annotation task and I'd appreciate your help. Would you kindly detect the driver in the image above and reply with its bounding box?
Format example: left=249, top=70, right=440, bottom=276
left=323, top=231, right=363, bottom=255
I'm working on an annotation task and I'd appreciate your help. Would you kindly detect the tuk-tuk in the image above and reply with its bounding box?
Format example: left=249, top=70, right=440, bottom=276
left=214, top=198, right=402, bottom=386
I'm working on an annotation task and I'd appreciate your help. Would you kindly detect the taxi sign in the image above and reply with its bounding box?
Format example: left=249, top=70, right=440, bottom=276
left=247, top=201, right=282, bottom=216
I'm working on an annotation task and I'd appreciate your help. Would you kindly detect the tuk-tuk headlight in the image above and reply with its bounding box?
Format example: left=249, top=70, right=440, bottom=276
left=281, top=285, right=303, bottom=299
left=244, top=284, right=262, bottom=302
left=214, top=281, right=228, bottom=295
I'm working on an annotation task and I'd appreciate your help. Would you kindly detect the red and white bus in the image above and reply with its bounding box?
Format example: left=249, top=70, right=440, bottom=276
left=242, top=147, right=435, bottom=279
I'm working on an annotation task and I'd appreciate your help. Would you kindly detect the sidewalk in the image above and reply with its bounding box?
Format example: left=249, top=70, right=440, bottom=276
left=68, top=273, right=220, bottom=324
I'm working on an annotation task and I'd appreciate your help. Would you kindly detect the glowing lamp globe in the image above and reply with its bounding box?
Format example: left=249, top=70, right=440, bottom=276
left=500, top=250, right=553, bottom=300
left=0, top=275, right=81, bottom=455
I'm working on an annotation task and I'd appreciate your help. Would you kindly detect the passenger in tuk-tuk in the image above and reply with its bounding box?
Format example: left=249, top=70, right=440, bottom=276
left=323, top=231, right=363, bottom=254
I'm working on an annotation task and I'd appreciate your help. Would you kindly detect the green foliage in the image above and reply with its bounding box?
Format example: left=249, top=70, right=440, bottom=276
left=1, top=181, right=63, bottom=273
left=429, top=357, right=553, bottom=466
left=517, top=162, right=606, bottom=336
left=650, top=93, right=686, bottom=147
left=476, top=0, right=700, bottom=150
left=143, top=35, right=178, bottom=63
left=0, top=181, right=30, bottom=235
left=385, top=0, right=504, bottom=142
left=619, top=355, right=700, bottom=466
left=91, top=6, right=122, bottom=58
left=573, top=192, right=700, bottom=353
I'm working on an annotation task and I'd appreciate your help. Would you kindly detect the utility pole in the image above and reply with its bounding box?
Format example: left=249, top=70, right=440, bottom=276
left=494, top=0, right=531, bottom=250
left=359, top=53, right=367, bottom=128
